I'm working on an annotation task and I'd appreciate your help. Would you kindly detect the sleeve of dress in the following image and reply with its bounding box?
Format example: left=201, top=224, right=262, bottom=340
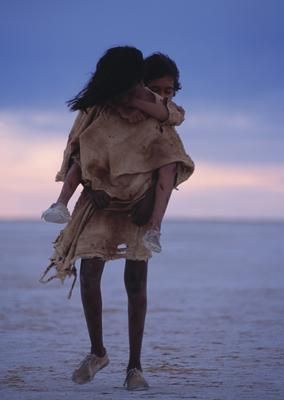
left=160, top=98, right=185, bottom=126
left=55, top=112, right=83, bottom=182
left=55, top=107, right=101, bottom=182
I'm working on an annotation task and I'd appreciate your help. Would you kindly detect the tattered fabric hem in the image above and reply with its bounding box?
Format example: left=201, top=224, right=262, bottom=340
left=39, top=248, right=150, bottom=300
left=39, top=251, right=78, bottom=300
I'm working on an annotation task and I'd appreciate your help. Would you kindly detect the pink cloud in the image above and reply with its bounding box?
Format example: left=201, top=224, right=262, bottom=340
left=1, top=110, right=283, bottom=219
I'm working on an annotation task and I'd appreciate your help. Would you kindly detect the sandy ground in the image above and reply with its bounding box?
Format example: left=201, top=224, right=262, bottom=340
left=0, top=220, right=283, bottom=399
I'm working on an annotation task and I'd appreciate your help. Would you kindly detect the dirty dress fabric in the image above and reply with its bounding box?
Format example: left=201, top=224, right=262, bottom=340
left=41, top=94, right=195, bottom=297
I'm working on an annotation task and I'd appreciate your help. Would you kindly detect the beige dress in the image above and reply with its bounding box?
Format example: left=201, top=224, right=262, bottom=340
left=41, top=94, right=195, bottom=297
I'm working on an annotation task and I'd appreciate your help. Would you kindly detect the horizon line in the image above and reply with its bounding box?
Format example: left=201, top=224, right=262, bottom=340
left=1, top=216, right=283, bottom=224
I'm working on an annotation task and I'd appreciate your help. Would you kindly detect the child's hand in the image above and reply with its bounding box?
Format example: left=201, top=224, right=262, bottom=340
left=131, top=84, right=148, bottom=100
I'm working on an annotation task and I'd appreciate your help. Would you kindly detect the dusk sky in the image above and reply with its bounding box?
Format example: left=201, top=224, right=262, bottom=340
left=1, top=0, right=283, bottom=219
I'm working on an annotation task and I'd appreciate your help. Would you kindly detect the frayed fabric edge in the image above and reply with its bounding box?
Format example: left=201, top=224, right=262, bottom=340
left=39, top=250, right=150, bottom=300
left=39, top=251, right=79, bottom=300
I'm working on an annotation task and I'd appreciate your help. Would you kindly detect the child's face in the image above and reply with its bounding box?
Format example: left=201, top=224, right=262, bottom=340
left=147, top=75, right=175, bottom=99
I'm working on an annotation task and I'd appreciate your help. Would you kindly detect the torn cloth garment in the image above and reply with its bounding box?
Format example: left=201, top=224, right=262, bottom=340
left=55, top=95, right=195, bottom=193
left=78, top=107, right=195, bottom=200
left=40, top=189, right=153, bottom=298
left=41, top=99, right=195, bottom=296
left=55, top=107, right=100, bottom=182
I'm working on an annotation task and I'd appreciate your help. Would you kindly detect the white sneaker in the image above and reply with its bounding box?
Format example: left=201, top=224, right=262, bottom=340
left=41, top=202, right=71, bottom=224
left=72, top=353, right=109, bottom=384
left=143, top=229, right=162, bottom=253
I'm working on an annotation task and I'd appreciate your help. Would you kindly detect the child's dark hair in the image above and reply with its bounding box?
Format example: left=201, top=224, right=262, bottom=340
left=67, top=46, right=144, bottom=111
left=143, top=53, right=181, bottom=93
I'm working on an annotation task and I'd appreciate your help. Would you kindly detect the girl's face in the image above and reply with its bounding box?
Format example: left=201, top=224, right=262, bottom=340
left=147, top=75, right=175, bottom=99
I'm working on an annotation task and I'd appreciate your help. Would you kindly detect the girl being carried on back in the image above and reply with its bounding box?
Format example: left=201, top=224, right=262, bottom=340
left=42, top=50, right=192, bottom=253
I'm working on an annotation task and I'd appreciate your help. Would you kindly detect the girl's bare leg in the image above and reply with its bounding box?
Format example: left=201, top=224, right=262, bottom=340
left=149, top=162, right=177, bottom=231
left=57, top=162, right=81, bottom=206
left=124, top=259, right=148, bottom=372
left=80, top=257, right=106, bottom=357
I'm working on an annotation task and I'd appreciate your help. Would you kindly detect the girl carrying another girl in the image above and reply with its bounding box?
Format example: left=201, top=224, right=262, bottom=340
left=42, top=52, right=192, bottom=253
left=41, top=46, right=194, bottom=390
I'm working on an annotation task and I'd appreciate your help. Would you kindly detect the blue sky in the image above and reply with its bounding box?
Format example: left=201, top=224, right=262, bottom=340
left=1, top=0, right=283, bottom=106
left=1, top=0, right=283, bottom=219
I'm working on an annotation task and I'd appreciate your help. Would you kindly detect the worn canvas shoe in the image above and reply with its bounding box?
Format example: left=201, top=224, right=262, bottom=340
left=72, top=353, right=109, bottom=384
left=124, top=368, right=149, bottom=391
left=41, top=202, right=71, bottom=224
left=143, top=229, right=162, bottom=253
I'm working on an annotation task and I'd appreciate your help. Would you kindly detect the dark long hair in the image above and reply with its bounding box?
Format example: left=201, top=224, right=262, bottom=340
left=143, top=52, right=181, bottom=93
left=67, top=46, right=144, bottom=112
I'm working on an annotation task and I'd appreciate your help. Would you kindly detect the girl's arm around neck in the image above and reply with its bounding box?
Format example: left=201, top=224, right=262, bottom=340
left=161, top=99, right=185, bottom=126
left=128, top=98, right=169, bottom=122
